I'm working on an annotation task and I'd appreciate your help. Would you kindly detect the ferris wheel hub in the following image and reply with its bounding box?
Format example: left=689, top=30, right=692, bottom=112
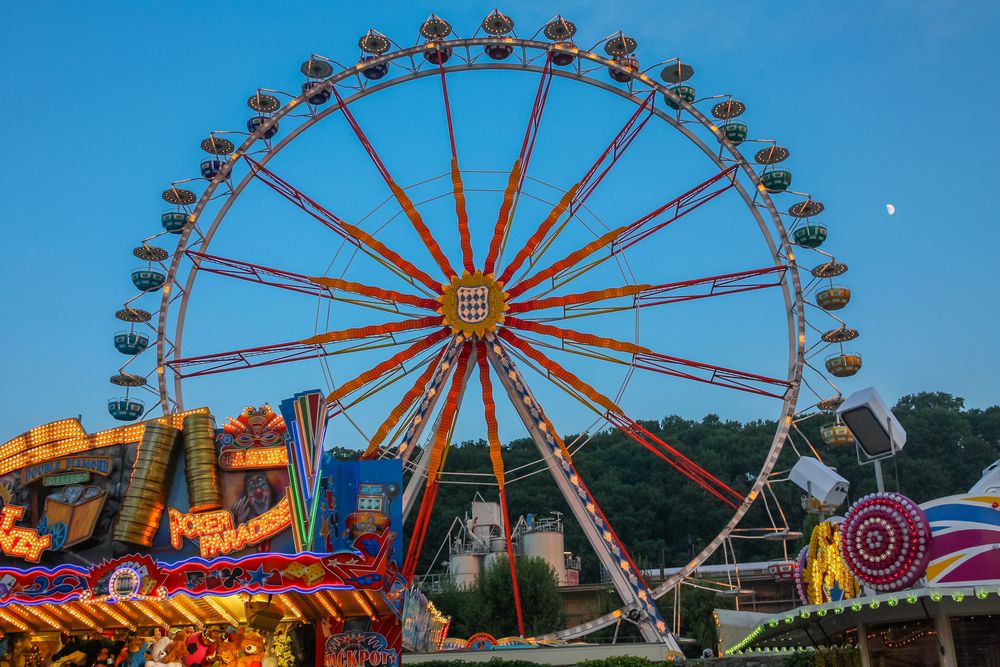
left=437, top=270, right=509, bottom=338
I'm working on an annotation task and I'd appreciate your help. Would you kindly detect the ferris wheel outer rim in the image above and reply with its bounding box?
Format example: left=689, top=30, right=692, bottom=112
left=149, top=36, right=808, bottom=633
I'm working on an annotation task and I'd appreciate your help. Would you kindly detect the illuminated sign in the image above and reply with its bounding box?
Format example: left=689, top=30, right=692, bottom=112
left=21, top=456, right=112, bottom=485
left=168, top=497, right=292, bottom=559
left=43, top=471, right=90, bottom=487
left=323, top=632, right=398, bottom=667
left=218, top=445, right=288, bottom=471
left=0, top=506, right=51, bottom=562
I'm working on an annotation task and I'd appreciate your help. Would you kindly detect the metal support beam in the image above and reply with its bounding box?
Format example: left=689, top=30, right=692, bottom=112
left=485, top=339, right=679, bottom=649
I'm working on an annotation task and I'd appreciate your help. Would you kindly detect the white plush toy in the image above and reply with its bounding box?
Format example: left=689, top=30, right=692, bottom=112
left=145, top=636, right=182, bottom=667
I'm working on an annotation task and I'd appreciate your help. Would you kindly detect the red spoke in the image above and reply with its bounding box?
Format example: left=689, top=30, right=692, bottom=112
left=361, top=345, right=449, bottom=460
left=631, top=350, right=790, bottom=399
left=484, top=55, right=554, bottom=275
left=167, top=327, right=436, bottom=379
left=331, top=87, right=456, bottom=280
left=327, top=328, right=451, bottom=404
left=510, top=265, right=788, bottom=316
left=403, top=343, right=472, bottom=580
left=497, top=331, right=742, bottom=507
left=507, top=165, right=739, bottom=299
left=508, top=317, right=790, bottom=399
left=435, top=54, right=474, bottom=273
left=475, top=341, right=525, bottom=636
left=242, top=155, right=441, bottom=293
left=605, top=412, right=742, bottom=508
left=187, top=251, right=440, bottom=311
left=497, top=90, right=656, bottom=286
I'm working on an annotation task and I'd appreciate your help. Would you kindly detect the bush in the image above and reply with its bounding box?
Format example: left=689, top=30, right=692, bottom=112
left=579, top=658, right=658, bottom=667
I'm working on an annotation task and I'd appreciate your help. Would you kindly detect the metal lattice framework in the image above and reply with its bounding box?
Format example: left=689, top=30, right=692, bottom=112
left=113, top=13, right=863, bottom=647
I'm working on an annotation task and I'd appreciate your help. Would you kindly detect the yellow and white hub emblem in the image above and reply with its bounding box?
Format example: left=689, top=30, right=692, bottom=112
left=438, top=270, right=508, bottom=338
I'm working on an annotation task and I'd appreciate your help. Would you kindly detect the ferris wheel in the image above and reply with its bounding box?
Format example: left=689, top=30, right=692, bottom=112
left=111, top=11, right=862, bottom=647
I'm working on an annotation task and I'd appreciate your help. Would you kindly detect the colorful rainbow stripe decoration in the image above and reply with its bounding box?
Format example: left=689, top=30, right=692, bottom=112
left=279, top=390, right=329, bottom=551
left=922, top=493, right=1000, bottom=586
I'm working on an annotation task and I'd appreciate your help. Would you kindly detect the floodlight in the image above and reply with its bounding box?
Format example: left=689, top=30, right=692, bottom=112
left=837, top=387, right=906, bottom=458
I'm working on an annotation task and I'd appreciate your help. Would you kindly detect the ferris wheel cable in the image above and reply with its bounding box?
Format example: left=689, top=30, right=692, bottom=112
left=185, top=251, right=436, bottom=316
left=497, top=89, right=656, bottom=287
left=329, top=85, right=456, bottom=280
left=484, top=54, right=554, bottom=275
left=361, top=344, right=450, bottom=460
left=497, top=331, right=740, bottom=505
left=505, top=165, right=739, bottom=301
left=326, top=328, right=451, bottom=404
left=241, top=154, right=441, bottom=295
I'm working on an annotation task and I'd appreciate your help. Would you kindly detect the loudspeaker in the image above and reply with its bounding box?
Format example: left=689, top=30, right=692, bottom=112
left=789, top=456, right=849, bottom=508
left=837, top=387, right=907, bottom=458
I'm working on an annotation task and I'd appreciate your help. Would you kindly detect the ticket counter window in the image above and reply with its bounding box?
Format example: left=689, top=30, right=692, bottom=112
left=865, top=618, right=940, bottom=667
left=950, top=614, right=1000, bottom=667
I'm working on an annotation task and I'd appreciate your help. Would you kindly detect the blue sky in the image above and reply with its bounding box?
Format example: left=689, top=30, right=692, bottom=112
left=1, top=1, right=998, bottom=446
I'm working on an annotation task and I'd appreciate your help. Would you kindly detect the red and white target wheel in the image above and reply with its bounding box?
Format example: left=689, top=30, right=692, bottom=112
left=840, top=492, right=931, bottom=592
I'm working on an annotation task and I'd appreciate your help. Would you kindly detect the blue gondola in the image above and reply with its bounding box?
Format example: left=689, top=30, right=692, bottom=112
left=302, top=81, right=332, bottom=105
left=114, top=331, right=150, bottom=355
left=132, top=267, right=166, bottom=292
left=162, top=211, right=187, bottom=234
left=108, top=397, right=144, bottom=421
left=247, top=116, right=279, bottom=139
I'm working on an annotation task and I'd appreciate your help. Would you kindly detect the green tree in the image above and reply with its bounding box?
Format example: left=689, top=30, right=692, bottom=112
left=475, top=555, right=563, bottom=637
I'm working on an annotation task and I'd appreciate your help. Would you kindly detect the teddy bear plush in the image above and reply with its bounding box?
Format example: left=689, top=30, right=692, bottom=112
left=234, top=632, right=265, bottom=667
left=212, top=640, right=238, bottom=667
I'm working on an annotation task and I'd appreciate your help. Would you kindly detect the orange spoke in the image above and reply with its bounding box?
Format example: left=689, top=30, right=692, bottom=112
left=497, top=185, right=579, bottom=286
left=497, top=328, right=621, bottom=414
left=484, top=55, right=554, bottom=275
left=403, top=343, right=472, bottom=580
left=331, top=87, right=457, bottom=280
left=505, top=317, right=646, bottom=356
left=498, top=91, right=656, bottom=285
left=507, top=284, right=649, bottom=314
left=435, top=55, right=475, bottom=273
left=361, top=345, right=450, bottom=460
left=326, top=328, right=450, bottom=405
left=309, top=276, right=440, bottom=311
left=302, top=315, right=442, bottom=346
left=476, top=341, right=505, bottom=488
left=243, top=154, right=441, bottom=293
left=425, top=344, right=472, bottom=485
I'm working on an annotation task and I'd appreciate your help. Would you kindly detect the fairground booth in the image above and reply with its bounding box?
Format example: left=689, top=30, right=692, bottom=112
left=718, top=466, right=1000, bottom=667
left=0, top=391, right=432, bottom=666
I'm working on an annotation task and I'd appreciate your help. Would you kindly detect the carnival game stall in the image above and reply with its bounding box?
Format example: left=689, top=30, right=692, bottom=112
left=0, top=393, right=409, bottom=666
left=721, top=468, right=1000, bottom=666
